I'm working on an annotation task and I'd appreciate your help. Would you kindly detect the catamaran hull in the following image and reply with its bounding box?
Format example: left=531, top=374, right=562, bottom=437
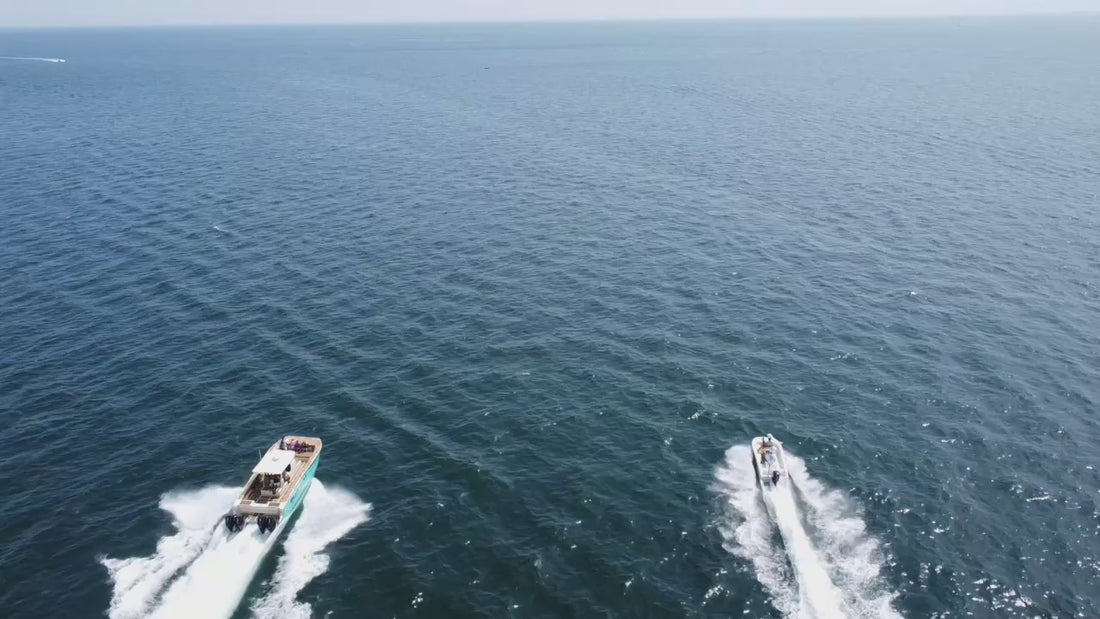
left=282, top=454, right=319, bottom=525
left=237, top=454, right=319, bottom=536
left=224, top=436, right=323, bottom=535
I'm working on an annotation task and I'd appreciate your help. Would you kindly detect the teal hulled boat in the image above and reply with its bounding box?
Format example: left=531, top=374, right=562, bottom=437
left=223, top=436, right=322, bottom=534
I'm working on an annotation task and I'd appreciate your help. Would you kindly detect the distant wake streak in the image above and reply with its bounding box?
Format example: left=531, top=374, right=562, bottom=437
left=0, top=56, right=66, bottom=63
left=101, top=480, right=369, bottom=619
left=714, top=444, right=900, bottom=618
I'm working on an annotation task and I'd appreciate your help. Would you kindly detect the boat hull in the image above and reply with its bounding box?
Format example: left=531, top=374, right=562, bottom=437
left=751, top=435, right=788, bottom=489
left=283, top=453, right=319, bottom=522
left=225, top=436, right=323, bottom=534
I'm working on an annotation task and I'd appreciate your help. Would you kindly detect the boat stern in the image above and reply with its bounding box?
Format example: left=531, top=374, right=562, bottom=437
left=223, top=436, right=323, bottom=535
left=751, top=435, right=788, bottom=487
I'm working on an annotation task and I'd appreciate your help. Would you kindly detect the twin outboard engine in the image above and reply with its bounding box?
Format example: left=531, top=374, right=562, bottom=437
left=224, top=513, right=245, bottom=533
left=257, top=515, right=280, bottom=534
left=225, top=513, right=280, bottom=533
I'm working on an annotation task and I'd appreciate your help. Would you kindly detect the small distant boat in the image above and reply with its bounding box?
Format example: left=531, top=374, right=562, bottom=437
left=751, top=434, right=789, bottom=488
left=223, top=436, right=322, bottom=534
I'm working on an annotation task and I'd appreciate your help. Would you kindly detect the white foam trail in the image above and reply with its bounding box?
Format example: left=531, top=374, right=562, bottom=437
left=714, top=444, right=901, bottom=619
left=101, top=486, right=240, bottom=619
left=786, top=455, right=902, bottom=618
left=251, top=481, right=371, bottom=618
left=149, top=517, right=280, bottom=619
left=0, top=56, right=66, bottom=63
left=768, top=480, right=849, bottom=617
left=101, top=479, right=368, bottom=619
left=714, top=445, right=798, bottom=616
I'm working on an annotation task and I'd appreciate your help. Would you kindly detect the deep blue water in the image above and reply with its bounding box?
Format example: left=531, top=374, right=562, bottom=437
left=2, top=17, right=1099, bottom=618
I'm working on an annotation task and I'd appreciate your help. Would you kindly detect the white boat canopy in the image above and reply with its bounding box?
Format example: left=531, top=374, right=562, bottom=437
left=252, top=449, right=296, bottom=475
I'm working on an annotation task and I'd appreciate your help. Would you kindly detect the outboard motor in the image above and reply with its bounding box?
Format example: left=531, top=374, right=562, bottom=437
left=224, top=514, right=244, bottom=533
left=257, top=515, right=280, bottom=534
left=771, top=470, right=781, bottom=485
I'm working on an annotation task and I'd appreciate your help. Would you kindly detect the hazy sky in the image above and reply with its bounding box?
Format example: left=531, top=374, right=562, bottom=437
left=2, top=0, right=1097, bottom=28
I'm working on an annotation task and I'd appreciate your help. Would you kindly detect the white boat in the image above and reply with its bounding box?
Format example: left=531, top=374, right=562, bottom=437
left=751, top=434, right=789, bottom=488
left=223, top=436, right=322, bottom=534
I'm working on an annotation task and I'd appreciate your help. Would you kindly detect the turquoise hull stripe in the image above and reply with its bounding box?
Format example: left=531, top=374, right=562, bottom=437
left=284, top=455, right=320, bottom=521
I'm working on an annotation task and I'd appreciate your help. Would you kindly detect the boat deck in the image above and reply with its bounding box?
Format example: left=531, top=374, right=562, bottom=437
left=236, top=436, right=321, bottom=515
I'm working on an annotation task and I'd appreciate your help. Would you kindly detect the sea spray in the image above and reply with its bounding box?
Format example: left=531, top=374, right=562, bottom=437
left=714, top=445, right=799, bottom=616
left=101, top=480, right=367, bottom=619
left=767, top=481, right=849, bottom=617
left=786, top=454, right=901, bottom=617
left=714, top=444, right=900, bottom=619
left=251, top=481, right=371, bottom=618
left=101, top=486, right=239, bottom=619
left=148, top=519, right=277, bottom=618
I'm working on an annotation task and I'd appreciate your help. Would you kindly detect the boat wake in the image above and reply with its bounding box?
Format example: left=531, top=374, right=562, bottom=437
left=101, top=480, right=369, bottom=619
left=0, top=56, right=66, bottom=63
left=250, top=483, right=371, bottom=618
left=714, top=444, right=900, bottom=618
left=101, top=486, right=238, bottom=619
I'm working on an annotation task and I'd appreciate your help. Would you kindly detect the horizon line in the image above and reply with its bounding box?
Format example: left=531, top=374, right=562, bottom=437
left=2, top=10, right=1099, bottom=31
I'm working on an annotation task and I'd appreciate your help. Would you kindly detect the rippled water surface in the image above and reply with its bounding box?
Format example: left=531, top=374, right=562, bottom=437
left=2, top=17, right=1099, bottom=618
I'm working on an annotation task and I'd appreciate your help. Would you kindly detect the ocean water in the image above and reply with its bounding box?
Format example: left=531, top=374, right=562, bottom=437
left=2, top=16, right=1099, bottom=618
